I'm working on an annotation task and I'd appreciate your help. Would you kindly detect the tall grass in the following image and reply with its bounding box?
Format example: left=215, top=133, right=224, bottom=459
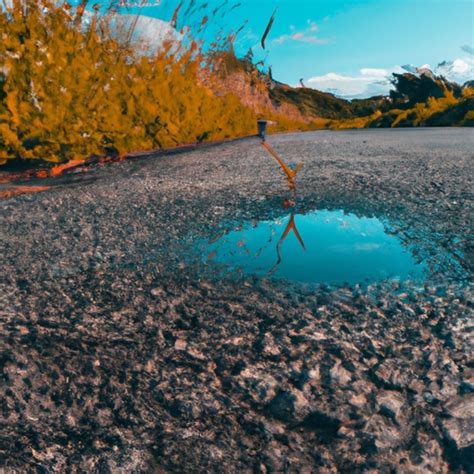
left=0, top=0, right=257, bottom=164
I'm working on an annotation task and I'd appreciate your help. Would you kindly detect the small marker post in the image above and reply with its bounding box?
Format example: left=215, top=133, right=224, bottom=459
left=257, top=119, right=268, bottom=141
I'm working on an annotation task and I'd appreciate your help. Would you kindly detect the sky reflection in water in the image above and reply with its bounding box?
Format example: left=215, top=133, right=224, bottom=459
left=202, top=210, right=427, bottom=285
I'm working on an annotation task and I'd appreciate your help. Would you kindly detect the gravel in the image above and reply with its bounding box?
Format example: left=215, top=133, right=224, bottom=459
left=1, top=128, right=473, bottom=472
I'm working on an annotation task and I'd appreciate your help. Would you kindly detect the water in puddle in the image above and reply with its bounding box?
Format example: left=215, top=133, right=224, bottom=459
left=199, top=210, right=427, bottom=285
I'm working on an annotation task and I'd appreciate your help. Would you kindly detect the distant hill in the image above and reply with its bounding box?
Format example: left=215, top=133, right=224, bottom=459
left=366, top=72, right=473, bottom=128
left=268, top=82, right=354, bottom=120
left=209, top=52, right=473, bottom=130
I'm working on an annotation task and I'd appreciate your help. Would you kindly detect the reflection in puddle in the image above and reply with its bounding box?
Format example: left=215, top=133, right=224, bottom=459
left=199, top=210, right=428, bottom=285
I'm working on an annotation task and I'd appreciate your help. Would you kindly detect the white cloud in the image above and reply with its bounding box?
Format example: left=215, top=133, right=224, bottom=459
left=360, top=68, right=389, bottom=78
left=305, top=56, right=474, bottom=99
left=306, top=67, right=401, bottom=99
left=273, top=32, right=328, bottom=45
left=273, top=20, right=328, bottom=46
left=450, top=59, right=471, bottom=74
left=435, top=57, right=474, bottom=83
left=307, top=20, right=318, bottom=32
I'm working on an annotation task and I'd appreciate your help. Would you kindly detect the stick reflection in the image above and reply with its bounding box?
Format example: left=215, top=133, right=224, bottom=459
left=269, top=212, right=306, bottom=276
left=208, top=211, right=307, bottom=277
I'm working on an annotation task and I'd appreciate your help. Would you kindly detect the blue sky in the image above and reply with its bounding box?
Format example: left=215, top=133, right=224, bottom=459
left=230, top=0, right=473, bottom=81
left=69, top=0, right=474, bottom=97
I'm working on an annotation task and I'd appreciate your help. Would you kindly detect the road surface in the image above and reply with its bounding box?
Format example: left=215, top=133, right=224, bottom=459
left=1, top=128, right=473, bottom=472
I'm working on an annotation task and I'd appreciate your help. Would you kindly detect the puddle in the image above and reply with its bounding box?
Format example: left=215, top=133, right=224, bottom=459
left=198, top=210, right=428, bottom=285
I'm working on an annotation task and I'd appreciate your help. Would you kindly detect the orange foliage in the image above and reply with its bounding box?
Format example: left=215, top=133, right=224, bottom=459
left=50, top=159, right=86, bottom=176
left=0, top=0, right=257, bottom=165
left=0, top=185, right=50, bottom=199
left=328, top=111, right=381, bottom=130
left=462, top=87, right=474, bottom=98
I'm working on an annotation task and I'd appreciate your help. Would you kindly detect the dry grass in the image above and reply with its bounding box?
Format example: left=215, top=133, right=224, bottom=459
left=0, top=0, right=256, bottom=165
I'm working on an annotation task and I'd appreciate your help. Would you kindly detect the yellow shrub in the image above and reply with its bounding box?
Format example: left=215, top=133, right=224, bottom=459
left=327, top=111, right=381, bottom=130
left=0, top=0, right=257, bottom=164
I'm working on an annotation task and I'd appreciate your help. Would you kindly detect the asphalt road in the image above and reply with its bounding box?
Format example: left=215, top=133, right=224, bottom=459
left=1, top=128, right=473, bottom=472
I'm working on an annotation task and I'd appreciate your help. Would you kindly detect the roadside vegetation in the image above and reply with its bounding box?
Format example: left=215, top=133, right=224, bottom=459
left=0, top=0, right=261, bottom=165
left=0, top=1, right=472, bottom=166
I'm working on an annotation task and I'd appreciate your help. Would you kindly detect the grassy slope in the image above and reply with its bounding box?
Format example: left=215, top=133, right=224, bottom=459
left=216, top=54, right=474, bottom=131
